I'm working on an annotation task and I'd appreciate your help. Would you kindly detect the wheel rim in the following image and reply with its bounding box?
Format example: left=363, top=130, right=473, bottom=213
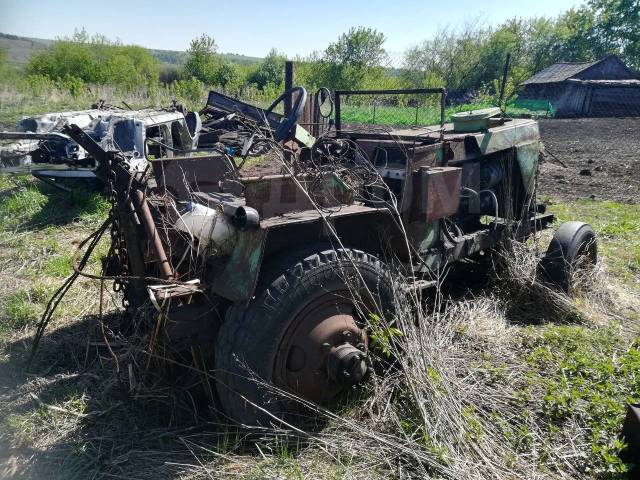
left=274, top=291, right=369, bottom=404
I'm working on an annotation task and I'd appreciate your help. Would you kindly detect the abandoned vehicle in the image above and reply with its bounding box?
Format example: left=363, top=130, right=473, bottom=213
left=14, top=87, right=598, bottom=426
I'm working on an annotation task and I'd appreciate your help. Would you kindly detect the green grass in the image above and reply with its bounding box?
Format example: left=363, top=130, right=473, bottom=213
left=42, top=253, right=73, bottom=278
left=1, top=289, right=42, bottom=332
left=547, top=199, right=640, bottom=283
left=520, top=325, right=640, bottom=474
left=0, top=176, right=110, bottom=233
left=0, top=183, right=49, bottom=231
left=340, top=100, right=552, bottom=127
left=0, top=176, right=109, bottom=341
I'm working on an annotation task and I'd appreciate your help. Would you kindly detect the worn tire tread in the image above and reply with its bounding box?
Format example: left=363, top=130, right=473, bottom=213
left=214, top=244, right=390, bottom=426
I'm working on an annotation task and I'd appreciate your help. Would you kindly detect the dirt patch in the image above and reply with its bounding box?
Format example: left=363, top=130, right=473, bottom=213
left=538, top=117, right=640, bottom=203
left=240, top=159, right=283, bottom=177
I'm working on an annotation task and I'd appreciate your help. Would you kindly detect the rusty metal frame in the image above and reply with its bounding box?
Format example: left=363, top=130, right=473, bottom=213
left=333, top=88, right=447, bottom=133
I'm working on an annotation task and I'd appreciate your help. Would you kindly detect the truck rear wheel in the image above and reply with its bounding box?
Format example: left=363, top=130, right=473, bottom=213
left=214, top=246, right=394, bottom=427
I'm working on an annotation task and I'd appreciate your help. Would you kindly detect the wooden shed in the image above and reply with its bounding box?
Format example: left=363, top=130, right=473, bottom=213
left=521, top=55, right=640, bottom=117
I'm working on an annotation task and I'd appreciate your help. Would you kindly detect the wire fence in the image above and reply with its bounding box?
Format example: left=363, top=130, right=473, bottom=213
left=286, top=50, right=640, bottom=130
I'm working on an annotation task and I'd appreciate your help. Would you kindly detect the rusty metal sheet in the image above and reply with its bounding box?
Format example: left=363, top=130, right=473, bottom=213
left=244, top=173, right=353, bottom=218
left=151, top=155, right=236, bottom=200
left=260, top=203, right=381, bottom=228
left=409, top=166, right=462, bottom=222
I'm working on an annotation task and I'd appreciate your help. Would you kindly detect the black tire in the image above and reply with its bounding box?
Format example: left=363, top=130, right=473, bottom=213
left=214, top=245, right=394, bottom=427
left=540, top=221, right=598, bottom=292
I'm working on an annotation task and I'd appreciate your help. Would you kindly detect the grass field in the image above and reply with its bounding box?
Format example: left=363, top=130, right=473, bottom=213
left=0, top=84, right=638, bottom=478
left=0, top=171, right=637, bottom=478
left=340, top=99, right=553, bottom=127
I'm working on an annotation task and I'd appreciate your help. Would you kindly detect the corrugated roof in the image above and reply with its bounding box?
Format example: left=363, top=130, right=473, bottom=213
left=522, top=59, right=602, bottom=85
left=567, top=78, right=640, bottom=87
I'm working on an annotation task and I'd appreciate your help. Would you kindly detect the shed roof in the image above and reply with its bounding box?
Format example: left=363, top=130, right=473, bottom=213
left=522, top=59, right=602, bottom=85
left=567, top=78, right=640, bottom=87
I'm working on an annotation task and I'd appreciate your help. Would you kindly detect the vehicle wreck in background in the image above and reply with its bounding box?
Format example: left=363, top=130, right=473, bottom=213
left=0, top=104, right=201, bottom=185
left=25, top=86, right=598, bottom=427
left=0, top=88, right=313, bottom=187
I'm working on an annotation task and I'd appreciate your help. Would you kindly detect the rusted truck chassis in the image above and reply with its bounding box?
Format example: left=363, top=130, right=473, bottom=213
left=62, top=87, right=597, bottom=426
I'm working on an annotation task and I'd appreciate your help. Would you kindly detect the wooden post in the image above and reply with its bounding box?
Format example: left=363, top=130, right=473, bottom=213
left=284, top=60, right=293, bottom=118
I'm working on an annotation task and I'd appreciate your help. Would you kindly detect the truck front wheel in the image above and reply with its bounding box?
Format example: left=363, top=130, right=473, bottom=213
left=214, top=246, right=394, bottom=427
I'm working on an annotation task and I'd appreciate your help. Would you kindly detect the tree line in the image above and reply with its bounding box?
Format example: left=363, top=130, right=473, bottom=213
left=2, top=0, right=637, bottom=103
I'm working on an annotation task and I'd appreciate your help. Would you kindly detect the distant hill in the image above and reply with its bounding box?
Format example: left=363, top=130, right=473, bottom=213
left=147, top=47, right=262, bottom=66
left=0, top=32, right=262, bottom=67
left=0, top=33, right=53, bottom=65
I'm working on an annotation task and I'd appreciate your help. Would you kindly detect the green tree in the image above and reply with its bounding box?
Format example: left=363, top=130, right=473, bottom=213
left=589, top=0, right=640, bottom=69
left=525, top=17, right=562, bottom=73
left=214, top=61, right=244, bottom=92
left=403, top=23, right=490, bottom=91
left=248, top=48, right=285, bottom=89
left=552, top=7, right=598, bottom=62
left=324, top=27, right=387, bottom=69
left=322, top=27, right=388, bottom=89
left=25, top=29, right=159, bottom=89
left=183, top=34, right=219, bottom=84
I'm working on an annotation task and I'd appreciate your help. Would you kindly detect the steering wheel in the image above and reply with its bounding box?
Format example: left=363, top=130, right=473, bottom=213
left=264, top=87, right=307, bottom=142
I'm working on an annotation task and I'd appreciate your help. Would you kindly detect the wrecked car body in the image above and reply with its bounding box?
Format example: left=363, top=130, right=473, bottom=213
left=0, top=105, right=200, bottom=183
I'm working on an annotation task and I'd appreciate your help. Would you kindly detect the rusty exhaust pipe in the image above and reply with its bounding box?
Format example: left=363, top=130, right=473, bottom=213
left=131, top=188, right=174, bottom=280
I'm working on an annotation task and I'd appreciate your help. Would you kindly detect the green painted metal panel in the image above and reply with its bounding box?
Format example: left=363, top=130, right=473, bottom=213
left=472, top=121, right=539, bottom=156
left=211, top=228, right=267, bottom=302
left=516, top=141, right=540, bottom=194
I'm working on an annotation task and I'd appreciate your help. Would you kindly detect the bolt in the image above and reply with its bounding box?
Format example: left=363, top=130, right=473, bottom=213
left=321, top=342, right=331, bottom=351
left=356, top=342, right=365, bottom=351
left=342, top=330, right=352, bottom=340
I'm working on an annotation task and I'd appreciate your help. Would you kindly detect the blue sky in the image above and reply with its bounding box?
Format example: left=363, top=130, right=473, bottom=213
left=0, top=0, right=584, bottom=57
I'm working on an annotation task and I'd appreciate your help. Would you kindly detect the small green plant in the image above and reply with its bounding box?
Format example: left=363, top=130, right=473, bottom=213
left=521, top=325, right=640, bottom=475
left=367, top=313, right=403, bottom=357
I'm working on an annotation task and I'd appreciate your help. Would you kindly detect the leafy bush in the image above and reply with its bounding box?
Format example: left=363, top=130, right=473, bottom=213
left=171, top=77, right=205, bottom=106
left=56, top=75, right=85, bottom=97
left=248, top=49, right=286, bottom=90
left=25, top=29, right=159, bottom=90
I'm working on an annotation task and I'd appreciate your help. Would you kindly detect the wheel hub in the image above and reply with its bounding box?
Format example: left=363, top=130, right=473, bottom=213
left=276, top=294, right=369, bottom=404
left=327, top=343, right=368, bottom=385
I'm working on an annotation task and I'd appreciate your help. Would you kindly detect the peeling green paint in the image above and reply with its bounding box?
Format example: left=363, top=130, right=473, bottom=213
left=516, top=141, right=540, bottom=194
left=472, top=121, right=539, bottom=156
left=211, top=228, right=266, bottom=301
left=408, top=220, right=439, bottom=252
